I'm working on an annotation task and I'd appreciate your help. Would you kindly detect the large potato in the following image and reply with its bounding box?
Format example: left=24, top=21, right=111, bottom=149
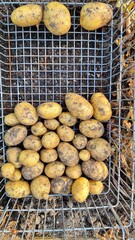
left=31, top=122, right=47, bottom=136
left=19, top=150, right=39, bottom=167
left=72, top=177, right=90, bottom=203
left=23, top=135, right=42, bottom=151
left=37, top=102, right=62, bottom=119
left=86, top=138, right=111, bottom=161
left=1, top=163, right=15, bottom=179
left=11, top=4, right=42, bottom=27
left=5, top=180, right=30, bottom=198
left=44, top=161, right=65, bottom=178
left=58, top=112, right=77, bottom=126
left=66, top=164, right=82, bottom=179
left=79, top=149, right=90, bottom=161
left=51, top=176, right=73, bottom=194
left=72, top=134, right=87, bottom=150
left=57, top=142, right=79, bottom=166
left=43, top=2, right=71, bottom=36
left=6, top=147, right=22, bottom=168
left=9, top=169, right=22, bottom=181
left=80, top=2, right=113, bottom=31
left=40, top=149, right=58, bottom=163
left=79, top=119, right=104, bottom=138
left=22, top=161, right=44, bottom=180
left=65, top=93, right=93, bottom=120
left=14, top=102, right=38, bottom=126
left=89, top=180, right=104, bottom=195
left=4, top=125, right=27, bottom=146
left=42, top=132, right=60, bottom=149
left=44, top=119, right=60, bottom=130
left=90, top=93, right=112, bottom=122
left=57, top=125, right=75, bottom=142
left=4, top=113, right=20, bottom=126
left=30, top=175, right=50, bottom=200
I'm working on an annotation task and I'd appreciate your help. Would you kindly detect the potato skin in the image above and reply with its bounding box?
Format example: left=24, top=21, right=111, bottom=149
left=90, top=93, right=112, bottom=122
left=44, top=119, right=60, bottom=130
left=89, top=180, right=104, bottom=194
left=79, top=149, right=90, bottom=161
left=9, top=169, right=22, bottom=181
left=1, top=163, right=15, bottom=179
left=37, top=102, right=62, bottom=119
left=66, top=164, right=82, bottom=179
left=23, top=134, right=42, bottom=151
left=58, top=112, right=77, bottom=126
left=65, top=93, right=93, bottom=120
left=79, top=119, right=104, bottom=138
left=4, top=113, right=20, bottom=126
left=11, top=4, right=42, bottom=27
left=72, top=134, right=87, bottom=150
left=57, top=142, right=79, bottom=167
left=44, top=161, right=65, bottom=178
left=42, top=132, right=60, bottom=149
left=19, top=150, right=39, bottom=167
left=5, top=180, right=30, bottom=198
left=30, top=175, right=50, bottom=200
left=57, top=125, right=75, bottom=142
left=6, top=147, right=22, bottom=168
left=72, top=177, right=90, bottom=203
left=22, top=161, right=44, bottom=180
left=44, top=2, right=71, bottom=36
left=86, top=138, right=111, bottom=161
left=31, top=122, right=47, bottom=136
left=51, top=176, right=73, bottom=194
left=40, top=149, right=58, bottom=163
left=80, top=2, right=113, bottom=31
left=4, top=125, right=27, bottom=146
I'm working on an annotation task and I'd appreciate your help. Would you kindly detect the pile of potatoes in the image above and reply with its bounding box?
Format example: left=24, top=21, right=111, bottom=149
left=2, top=92, right=112, bottom=203
left=10, top=2, right=113, bottom=35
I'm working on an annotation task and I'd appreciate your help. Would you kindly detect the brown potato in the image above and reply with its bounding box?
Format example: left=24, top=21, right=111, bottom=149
left=1, top=163, right=15, bottom=179
left=19, top=150, right=39, bottom=167
left=37, top=102, right=62, bottom=119
left=44, top=119, right=60, bottom=130
left=51, top=176, right=73, bottom=194
left=89, top=180, right=104, bottom=195
left=5, top=180, right=30, bottom=198
left=57, top=125, right=75, bottom=142
left=66, top=164, right=82, bottom=179
left=31, top=122, right=47, bottom=136
left=42, top=132, right=60, bottom=149
left=79, top=119, right=104, bottom=138
left=4, top=113, right=20, bottom=126
left=6, top=147, right=22, bottom=168
left=9, top=169, right=22, bottom=181
left=57, top=142, right=79, bottom=166
left=58, top=112, right=77, bottom=126
left=40, top=149, right=58, bottom=163
left=72, top=134, right=87, bottom=150
left=79, top=149, right=90, bottom=161
left=4, top=125, right=27, bottom=146
left=22, top=161, right=44, bottom=180
left=44, top=161, right=65, bottom=178
left=23, top=134, right=42, bottom=151
left=72, top=177, right=90, bottom=203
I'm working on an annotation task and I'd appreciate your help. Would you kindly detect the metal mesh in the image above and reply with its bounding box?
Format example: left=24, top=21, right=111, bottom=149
left=0, top=0, right=134, bottom=239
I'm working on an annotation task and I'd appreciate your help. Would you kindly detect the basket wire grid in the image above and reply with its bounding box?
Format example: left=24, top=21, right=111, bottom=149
left=0, top=0, right=135, bottom=239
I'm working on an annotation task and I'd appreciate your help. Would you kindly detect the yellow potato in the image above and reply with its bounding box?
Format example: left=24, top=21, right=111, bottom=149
left=57, top=125, right=75, bottom=142
left=44, top=119, right=60, bottom=130
left=65, top=93, right=93, bottom=120
left=37, top=102, right=62, bottom=119
left=57, top=142, right=79, bottom=166
left=1, top=163, right=15, bottom=179
left=19, top=150, right=39, bottom=167
left=89, top=180, right=104, bottom=195
left=5, top=180, right=30, bottom=198
left=43, top=2, right=71, bottom=36
left=6, top=147, right=22, bottom=168
left=4, top=125, right=27, bottom=146
left=58, top=112, right=77, bottom=126
left=14, top=101, right=38, bottom=126
left=51, top=176, right=73, bottom=194
left=72, top=177, right=90, bottom=203
left=72, top=134, right=87, bottom=150
left=31, top=122, right=47, bottom=136
left=42, top=132, right=60, bottom=149
left=40, top=149, right=58, bottom=163
left=80, top=2, right=113, bottom=31
left=22, top=161, right=44, bottom=180
left=23, top=134, right=42, bottom=151
left=11, top=4, right=43, bottom=27
left=66, top=164, right=82, bottom=179
left=9, top=169, right=22, bottom=181
left=79, top=149, right=90, bottom=161
left=44, top=161, right=65, bottom=178
left=30, top=175, right=50, bottom=200
left=79, top=119, right=104, bottom=138
left=4, top=113, right=20, bottom=126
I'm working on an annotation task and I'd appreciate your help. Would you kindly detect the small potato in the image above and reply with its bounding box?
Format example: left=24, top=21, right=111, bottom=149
left=57, top=142, right=79, bottom=166
left=79, top=119, right=104, bottom=138
left=44, top=161, right=65, bottom=178
left=66, top=164, right=82, bottom=179
left=6, top=147, right=22, bottom=168
left=51, top=176, right=73, bottom=194
left=86, top=138, right=111, bottom=161
left=4, top=113, right=20, bottom=126
left=1, top=163, right=15, bottom=179
left=65, top=93, right=93, bottom=120
left=57, top=125, right=75, bottom=142
left=14, top=102, right=38, bottom=126
left=58, top=112, right=77, bottom=126
left=11, top=4, right=43, bottom=27
left=5, top=180, right=30, bottom=198
left=31, top=122, right=47, bottom=136
left=9, top=169, right=22, bottom=181
left=30, top=175, right=50, bottom=200
left=89, top=180, right=104, bottom=195
left=4, top=125, right=27, bottom=146
left=19, top=150, right=39, bottom=167
left=37, top=102, right=62, bottom=119
left=79, top=149, right=90, bottom=161
left=40, top=149, right=58, bottom=163
left=42, top=132, right=60, bottom=149
left=23, top=135, right=42, bottom=151
left=72, top=134, right=87, bottom=150
left=72, top=177, right=90, bottom=203
left=22, top=161, right=44, bottom=180
left=44, top=119, right=60, bottom=130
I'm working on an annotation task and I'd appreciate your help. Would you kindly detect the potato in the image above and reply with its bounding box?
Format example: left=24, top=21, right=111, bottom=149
left=58, top=112, right=77, bottom=126
left=11, top=4, right=42, bottom=27
left=72, top=134, right=87, bottom=150
left=66, top=164, right=82, bottom=179
left=90, top=93, right=112, bottom=122
left=65, top=93, right=93, bottom=120
left=30, top=175, right=50, bottom=200
left=22, top=161, right=44, bottom=180
left=82, top=159, right=108, bottom=181
left=4, top=125, right=27, bottom=146
left=89, top=180, right=104, bottom=195
left=31, top=122, right=47, bottom=136
left=79, top=119, right=104, bottom=138
left=44, top=161, right=65, bottom=178
left=14, top=102, right=38, bottom=126
left=80, top=2, right=113, bottom=31
left=19, top=150, right=39, bottom=167
left=57, top=125, right=74, bottom=142
left=51, top=176, right=73, bottom=194
left=23, top=135, right=42, bottom=151
left=44, top=119, right=60, bottom=130
left=57, top=142, right=79, bottom=167
left=43, top=2, right=71, bottom=36
left=40, top=149, right=58, bottom=163
left=9, top=169, right=22, bottom=181
left=6, top=147, right=22, bottom=168
left=5, top=180, right=30, bottom=198
left=86, top=138, right=111, bottom=161
left=72, top=177, right=90, bottom=203
left=42, top=132, right=60, bottom=149
left=1, top=163, right=15, bottom=179
left=4, top=113, right=20, bottom=126
left=79, top=149, right=90, bottom=161
left=37, top=102, right=62, bottom=119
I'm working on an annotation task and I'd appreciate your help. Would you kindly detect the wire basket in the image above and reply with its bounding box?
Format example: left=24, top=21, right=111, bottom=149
left=0, top=0, right=134, bottom=239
